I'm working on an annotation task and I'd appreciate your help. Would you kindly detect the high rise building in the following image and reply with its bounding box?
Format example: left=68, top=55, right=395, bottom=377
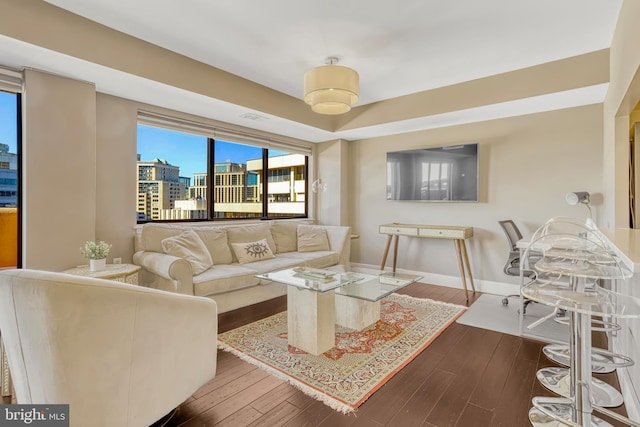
left=136, top=158, right=187, bottom=220
left=213, top=161, right=259, bottom=206
left=0, top=143, right=17, bottom=207
left=189, top=172, right=207, bottom=200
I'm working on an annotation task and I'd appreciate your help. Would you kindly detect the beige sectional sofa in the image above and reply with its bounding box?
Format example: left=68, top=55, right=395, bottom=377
left=133, top=220, right=351, bottom=313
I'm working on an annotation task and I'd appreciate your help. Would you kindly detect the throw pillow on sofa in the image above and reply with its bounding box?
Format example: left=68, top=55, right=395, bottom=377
left=270, top=221, right=299, bottom=253
left=231, top=238, right=276, bottom=264
left=297, top=225, right=330, bottom=252
left=194, top=227, right=233, bottom=264
left=226, top=224, right=277, bottom=262
left=161, top=229, right=213, bottom=275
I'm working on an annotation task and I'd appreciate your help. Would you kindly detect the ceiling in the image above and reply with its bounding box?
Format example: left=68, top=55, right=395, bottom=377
left=1, top=0, right=624, bottom=142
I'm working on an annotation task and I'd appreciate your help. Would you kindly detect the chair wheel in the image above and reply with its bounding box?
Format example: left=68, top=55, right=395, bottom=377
left=502, top=298, right=509, bottom=305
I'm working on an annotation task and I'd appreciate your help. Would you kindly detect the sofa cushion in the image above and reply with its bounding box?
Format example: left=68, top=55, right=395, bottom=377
left=270, top=221, right=299, bottom=253
left=194, top=228, right=234, bottom=264
left=193, top=264, right=260, bottom=296
left=231, top=239, right=276, bottom=264
left=161, top=230, right=213, bottom=275
left=226, top=224, right=277, bottom=262
left=277, top=251, right=340, bottom=269
left=297, top=225, right=330, bottom=252
left=241, top=255, right=305, bottom=274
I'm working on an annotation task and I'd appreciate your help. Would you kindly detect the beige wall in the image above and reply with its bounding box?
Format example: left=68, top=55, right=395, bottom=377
left=96, top=94, right=139, bottom=262
left=348, top=104, right=604, bottom=291
left=22, top=69, right=97, bottom=270
left=316, top=139, right=350, bottom=226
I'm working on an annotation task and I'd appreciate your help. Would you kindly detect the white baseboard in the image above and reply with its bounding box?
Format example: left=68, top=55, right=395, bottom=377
left=350, top=262, right=521, bottom=296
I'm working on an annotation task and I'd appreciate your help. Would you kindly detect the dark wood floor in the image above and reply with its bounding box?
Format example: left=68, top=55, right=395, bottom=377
left=168, top=283, right=629, bottom=427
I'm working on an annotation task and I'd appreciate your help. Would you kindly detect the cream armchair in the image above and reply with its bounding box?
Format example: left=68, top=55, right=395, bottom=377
left=0, top=269, right=218, bottom=427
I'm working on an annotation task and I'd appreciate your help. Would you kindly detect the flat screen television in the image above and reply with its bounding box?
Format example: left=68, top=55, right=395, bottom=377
left=386, top=143, right=478, bottom=202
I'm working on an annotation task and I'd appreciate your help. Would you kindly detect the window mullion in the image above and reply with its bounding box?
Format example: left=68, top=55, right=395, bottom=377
left=262, top=148, right=268, bottom=219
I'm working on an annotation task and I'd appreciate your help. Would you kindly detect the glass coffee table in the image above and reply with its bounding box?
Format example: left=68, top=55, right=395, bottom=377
left=257, top=266, right=422, bottom=355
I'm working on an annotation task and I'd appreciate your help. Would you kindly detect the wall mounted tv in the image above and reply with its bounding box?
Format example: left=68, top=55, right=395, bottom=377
left=386, top=143, right=478, bottom=202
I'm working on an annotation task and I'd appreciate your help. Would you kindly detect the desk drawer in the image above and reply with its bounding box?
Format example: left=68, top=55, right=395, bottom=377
left=380, top=225, right=418, bottom=236
left=418, top=228, right=469, bottom=239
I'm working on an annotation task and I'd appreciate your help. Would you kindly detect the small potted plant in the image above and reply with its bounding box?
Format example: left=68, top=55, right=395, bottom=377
left=80, top=240, right=112, bottom=271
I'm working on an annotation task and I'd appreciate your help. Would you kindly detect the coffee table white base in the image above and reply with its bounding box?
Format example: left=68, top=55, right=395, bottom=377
left=287, top=287, right=336, bottom=356
left=335, top=294, right=380, bottom=330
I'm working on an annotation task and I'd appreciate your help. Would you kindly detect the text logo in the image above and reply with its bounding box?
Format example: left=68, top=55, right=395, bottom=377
left=0, top=405, right=68, bottom=426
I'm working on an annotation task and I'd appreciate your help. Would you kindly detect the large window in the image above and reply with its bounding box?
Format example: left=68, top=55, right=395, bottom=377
left=136, top=120, right=309, bottom=222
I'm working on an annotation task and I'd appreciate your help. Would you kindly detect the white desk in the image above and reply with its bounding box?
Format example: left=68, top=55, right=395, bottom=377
left=379, top=223, right=475, bottom=303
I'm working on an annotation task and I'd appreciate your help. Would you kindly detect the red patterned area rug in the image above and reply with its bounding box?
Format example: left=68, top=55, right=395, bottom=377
left=217, top=293, right=466, bottom=413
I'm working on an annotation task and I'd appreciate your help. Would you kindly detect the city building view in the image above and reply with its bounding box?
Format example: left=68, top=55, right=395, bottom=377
left=0, top=142, right=17, bottom=208
left=136, top=153, right=306, bottom=221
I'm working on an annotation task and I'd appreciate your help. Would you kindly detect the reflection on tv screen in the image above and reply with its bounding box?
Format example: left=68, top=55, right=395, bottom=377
left=386, top=143, right=478, bottom=202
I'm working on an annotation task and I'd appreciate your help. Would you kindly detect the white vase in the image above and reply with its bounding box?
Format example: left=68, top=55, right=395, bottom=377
left=90, top=258, right=106, bottom=272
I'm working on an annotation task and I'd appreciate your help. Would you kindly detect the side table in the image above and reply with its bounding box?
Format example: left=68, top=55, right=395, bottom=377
left=62, top=263, right=142, bottom=285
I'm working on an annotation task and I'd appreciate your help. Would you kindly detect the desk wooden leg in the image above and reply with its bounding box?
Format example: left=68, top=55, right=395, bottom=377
left=392, top=235, right=399, bottom=273
left=454, top=240, right=469, bottom=303
left=460, top=239, right=476, bottom=293
left=380, top=235, right=394, bottom=270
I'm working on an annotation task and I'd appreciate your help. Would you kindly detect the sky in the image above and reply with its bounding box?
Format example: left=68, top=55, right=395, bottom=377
left=137, top=125, right=209, bottom=179
left=0, top=91, right=17, bottom=152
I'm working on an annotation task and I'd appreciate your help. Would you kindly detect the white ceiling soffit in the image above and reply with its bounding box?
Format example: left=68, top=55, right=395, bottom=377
left=5, top=0, right=624, bottom=142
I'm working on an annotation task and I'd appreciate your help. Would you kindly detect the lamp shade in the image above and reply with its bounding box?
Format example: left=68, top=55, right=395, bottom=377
left=304, top=65, right=359, bottom=115
left=565, top=191, right=590, bottom=205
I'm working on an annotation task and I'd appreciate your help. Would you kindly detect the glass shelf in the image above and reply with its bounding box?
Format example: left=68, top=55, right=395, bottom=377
left=534, top=256, right=631, bottom=280
left=534, top=272, right=597, bottom=286
left=522, top=280, right=640, bottom=318
left=540, top=248, right=619, bottom=264
left=521, top=219, right=631, bottom=281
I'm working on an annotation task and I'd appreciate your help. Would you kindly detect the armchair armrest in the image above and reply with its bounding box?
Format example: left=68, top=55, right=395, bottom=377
left=133, top=251, right=194, bottom=295
left=128, top=286, right=217, bottom=424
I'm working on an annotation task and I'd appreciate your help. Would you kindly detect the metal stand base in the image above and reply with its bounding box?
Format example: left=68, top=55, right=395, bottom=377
left=542, top=344, right=632, bottom=374
left=536, top=367, right=623, bottom=408
left=529, top=399, right=612, bottom=427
